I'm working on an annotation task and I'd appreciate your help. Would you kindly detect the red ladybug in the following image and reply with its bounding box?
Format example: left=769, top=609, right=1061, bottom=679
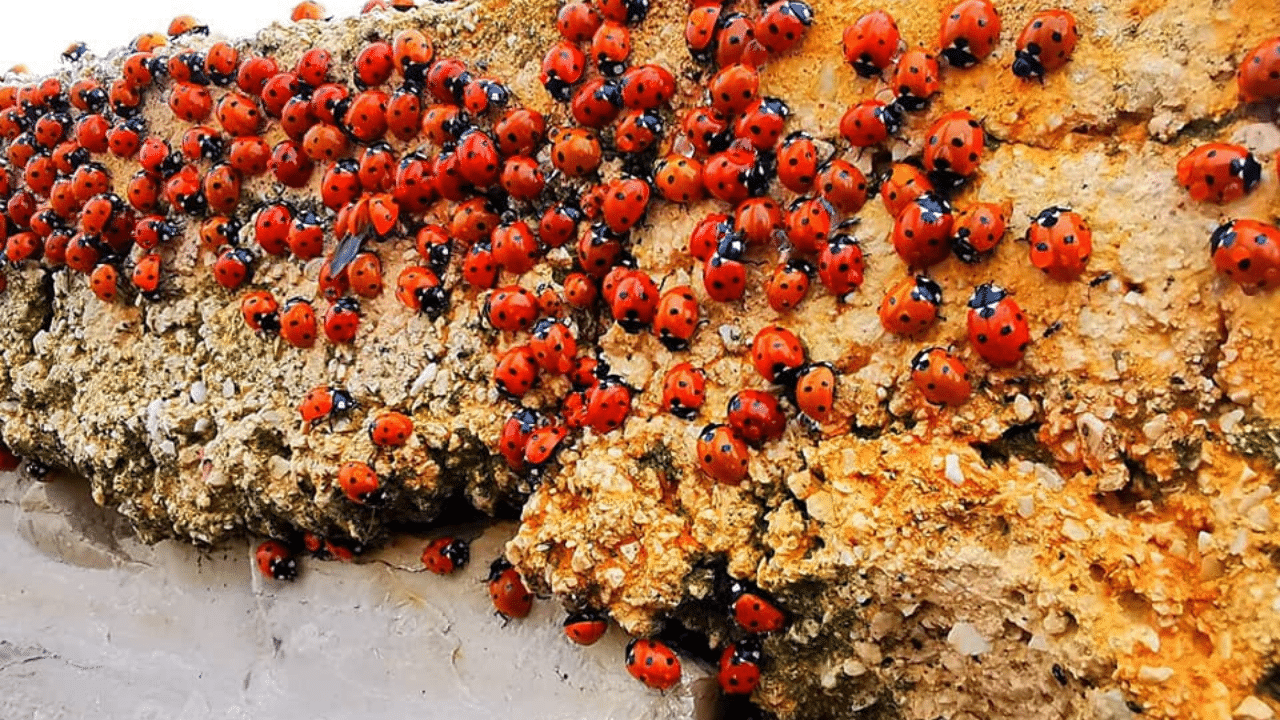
left=718, top=640, right=763, bottom=695
left=279, top=297, right=318, bottom=348
left=697, top=423, right=751, bottom=485
left=484, top=285, right=540, bottom=332
left=703, top=234, right=749, bottom=303
left=323, top=297, right=361, bottom=344
left=911, top=348, right=972, bottom=406
left=495, top=345, right=539, bottom=397
left=609, top=271, right=659, bottom=333
left=653, top=286, right=699, bottom=351
left=1012, top=9, right=1079, bottom=80
left=839, top=99, right=904, bottom=148
left=939, top=0, right=1002, bottom=68
left=756, top=1, right=813, bottom=55
left=890, top=49, right=940, bottom=111
left=766, top=258, right=814, bottom=312
left=1026, top=206, right=1092, bottom=281
left=817, top=231, right=866, bottom=299
left=421, top=537, right=470, bottom=575
left=734, top=196, right=785, bottom=246
left=842, top=10, right=900, bottom=77
left=523, top=424, right=569, bottom=468
left=584, top=376, right=633, bottom=433
left=923, top=111, right=984, bottom=190
left=752, top=325, right=805, bottom=383
left=734, top=97, right=790, bottom=150
left=878, top=275, right=943, bottom=336
left=966, top=284, right=1031, bottom=367
left=564, top=610, right=608, bottom=646
left=298, top=385, right=357, bottom=427
left=708, top=64, right=760, bottom=116
left=488, top=558, right=534, bottom=620
left=255, top=540, right=298, bottom=581
left=625, top=639, right=681, bottom=691
left=591, top=21, right=632, bottom=77
left=395, top=266, right=448, bottom=317
left=681, top=105, right=730, bottom=155
left=1175, top=143, right=1261, bottom=204
left=727, top=390, right=786, bottom=446
left=370, top=411, right=414, bottom=447
left=550, top=127, right=602, bottom=177
left=786, top=196, right=835, bottom=254
left=132, top=253, right=163, bottom=300
left=792, top=362, right=836, bottom=424
left=615, top=108, right=663, bottom=154
left=213, top=247, right=254, bottom=289
left=776, top=132, right=818, bottom=193
left=348, top=252, right=384, bottom=299
left=653, top=155, right=704, bottom=204
left=89, top=264, right=119, bottom=303
left=498, top=408, right=540, bottom=470
left=951, top=202, right=1007, bottom=263
left=602, top=177, right=650, bottom=234
left=241, top=290, right=280, bottom=334
left=892, top=192, right=954, bottom=269
left=730, top=580, right=786, bottom=634
left=662, top=362, right=707, bottom=420
left=685, top=4, right=721, bottom=63
left=558, top=1, right=602, bottom=42
left=715, top=12, right=766, bottom=69
left=1237, top=37, right=1280, bottom=103
left=1210, top=218, right=1280, bottom=294
left=530, top=318, right=578, bottom=375
left=337, top=460, right=386, bottom=505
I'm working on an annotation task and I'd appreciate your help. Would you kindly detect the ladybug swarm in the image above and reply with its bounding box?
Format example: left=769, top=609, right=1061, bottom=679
left=1, top=1, right=1279, bottom=719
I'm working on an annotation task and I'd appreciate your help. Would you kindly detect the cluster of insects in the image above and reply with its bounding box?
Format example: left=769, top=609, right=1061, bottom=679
left=1, top=0, right=1277, bottom=707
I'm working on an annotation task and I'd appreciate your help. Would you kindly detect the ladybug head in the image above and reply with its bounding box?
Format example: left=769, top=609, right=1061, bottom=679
left=487, top=557, right=513, bottom=582
left=967, top=283, right=1007, bottom=312
left=911, top=275, right=944, bottom=305
left=439, top=539, right=471, bottom=569
left=415, top=284, right=450, bottom=318
left=328, top=387, right=357, bottom=414
left=1011, top=50, right=1045, bottom=80
left=910, top=348, right=936, bottom=372
left=1033, top=206, right=1069, bottom=228
left=1209, top=221, right=1237, bottom=253
left=268, top=556, right=299, bottom=581
left=729, top=638, right=764, bottom=665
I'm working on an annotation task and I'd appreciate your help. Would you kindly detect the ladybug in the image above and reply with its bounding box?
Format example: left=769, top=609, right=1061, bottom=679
left=786, top=196, right=835, bottom=254
left=353, top=41, right=394, bottom=88
left=370, top=411, right=414, bottom=448
left=966, top=284, right=1031, bottom=367
left=652, top=155, right=704, bottom=204
left=495, top=345, right=539, bottom=397
left=939, top=0, right=1002, bottom=68
left=570, top=78, right=623, bottom=128
left=395, top=266, right=448, bottom=317
left=1012, top=9, right=1080, bottom=80
left=879, top=275, right=943, bottom=336
left=685, top=4, right=721, bottom=63
left=558, top=1, right=602, bottom=42
left=530, top=318, right=578, bottom=375
left=484, top=285, right=540, bottom=332
left=842, top=10, right=900, bottom=77
left=323, top=298, right=361, bottom=344
left=213, top=247, right=254, bottom=289
left=598, top=0, right=648, bottom=25
left=703, top=233, right=749, bottom=303
left=734, top=96, right=791, bottom=151
left=523, top=424, right=569, bottom=469
left=817, top=231, right=866, bottom=299
left=542, top=42, right=587, bottom=101
left=777, top=132, right=819, bottom=193
left=892, top=192, right=955, bottom=269
left=923, top=111, right=984, bottom=190
left=911, top=347, right=972, bottom=406
left=752, top=325, right=806, bottom=384
left=564, top=273, right=598, bottom=308
left=729, top=580, right=786, bottom=634
left=494, top=107, right=545, bottom=156
left=756, top=0, right=813, bottom=55
left=279, top=297, right=318, bottom=348
left=1175, top=143, right=1262, bottom=204
left=792, top=362, right=836, bottom=424
left=564, top=610, right=608, bottom=646
left=718, top=640, right=763, bottom=695
left=735, top=197, right=785, bottom=246
left=1209, top=218, right=1280, bottom=294
left=488, top=558, right=534, bottom=620
left=348, top=252, right=384, bottom=298
left=815, top=160, right=869, bottom=214
left=241, top=290, right=281, bottom=334
left=577, top=223, right=626, bottom=277
left=653, top=286, right=699, bottom=351
left=681, top=105, right=731, bottom=155
left=298, top=385, right=357, bottom=426
left=1026, top=206, right=1092, bottom=281
left=255, top=540, right=298, bottom=581
left=462, top=241, right=500, bottom=289
left=950, top=202, right=1007, bottom=263
left=498, top=408, right=540, bottom=470
left=662, top=362, right=707, bottom=420
left=591, top=21, right=632, bottom=77
left=890, top=49, right=940, bottom=111
left=501, top=156, right=545, bottom=201
left=132, top=253, right=163, bottom=300
left=337, top=460, right=386, bottom=505
left=602, top=177, right=650, bottom=234
left=708, top=64, right=760, bottom=116
left=550, top=127, right=602, bottom=177
left=89, top=263, right=119, bottom=302
left=421, top=537, right=470, bottom=575
left=609, top=271, right=659, bottom=333
left=766, top=258, right=814, bottom=313
left=1237, top=37, right=1280, bottom=103
left=697, top=423, right=750, bottom=485
left=703, top=142, right=761, bottom=205
left=881, top=163, right=935, bottom=218
left=625, top=639, right=681, bottom=691
left=727, top=390, right=786, bottom=446
left=619, top=64, right=676, bottom=110
left=583, top=376, right=633, bottom=433
left=254, top=203, right=293, bottom=256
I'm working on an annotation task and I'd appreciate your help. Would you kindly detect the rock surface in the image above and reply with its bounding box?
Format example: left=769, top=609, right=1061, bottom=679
left=0, top=0, right=1277, bottom=719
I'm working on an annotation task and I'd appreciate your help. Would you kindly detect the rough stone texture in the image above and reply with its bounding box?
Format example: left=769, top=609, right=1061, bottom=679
left=0, top=1, right=1278, bottom=719
left=0, top=471, right=713, bottom=719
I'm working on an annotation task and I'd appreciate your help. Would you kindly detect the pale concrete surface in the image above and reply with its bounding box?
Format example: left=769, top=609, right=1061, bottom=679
left=0, top=472, right=714, bottom=720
